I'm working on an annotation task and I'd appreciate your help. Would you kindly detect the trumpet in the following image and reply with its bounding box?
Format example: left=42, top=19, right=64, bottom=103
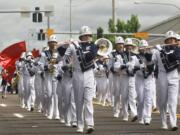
left=57, top=40, right=92, bottom=48
left=139, top=43, right=178, bottom=50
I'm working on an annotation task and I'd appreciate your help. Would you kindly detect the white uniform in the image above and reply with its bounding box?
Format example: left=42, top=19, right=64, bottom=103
left=34, top=58, right=44, bottom=112
left=64, top=43, right=96, bottom=130
left=94, top=61, right=109, bottom=106
left=152, top=75, right=157, bottom=110
left=24, top=59, right=36, bottom=111
left=135, top=54, right=154, bottom=124
left=118, top=52, right=138, bottom=121
left=61, top=66, right=76, bottom=125
left=152, top=49, right=179, bottom=128
left=110, top=51, right=122, bottom=117
left=40, top=51, right=59, bottom=119
left=16, top=60, right=26, bottom=108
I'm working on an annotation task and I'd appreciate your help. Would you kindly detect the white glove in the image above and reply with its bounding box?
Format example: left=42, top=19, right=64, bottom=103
left=37, top=71, right=42, bottom=74
left=126, top=62, right=132, bottom=67
left=98, top=65, right=104, bottom=71
left=115, top=55, right=121, bottom=60
left=114, top=62, right=121, bottom=72
left=155, top=44, right=162, bottom=51
left=140, top=64, right=145, bottom=69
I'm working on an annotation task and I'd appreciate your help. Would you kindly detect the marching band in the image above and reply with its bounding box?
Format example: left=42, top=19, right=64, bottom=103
left=13, top=26, right=180, bottom=134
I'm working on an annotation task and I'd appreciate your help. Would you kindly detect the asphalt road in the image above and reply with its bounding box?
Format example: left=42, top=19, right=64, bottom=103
left=0, top=94, right=180, bottom=135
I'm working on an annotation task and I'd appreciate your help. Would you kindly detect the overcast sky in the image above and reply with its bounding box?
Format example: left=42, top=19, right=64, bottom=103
left=0, top=0, right=180, bottom=51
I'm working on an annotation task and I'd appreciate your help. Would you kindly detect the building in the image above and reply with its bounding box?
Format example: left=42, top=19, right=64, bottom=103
left=141, top=14, right=180, bottom=45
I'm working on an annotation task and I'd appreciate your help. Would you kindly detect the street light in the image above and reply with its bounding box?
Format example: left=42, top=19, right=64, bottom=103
left=134, top=1, right=180, bottom=11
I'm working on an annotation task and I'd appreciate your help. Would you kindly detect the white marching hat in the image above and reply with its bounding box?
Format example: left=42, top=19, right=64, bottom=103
left=48, top=35, right=58, bottom=43
left=115, top=36, right=125, bottom=44
left=26, top=51, right=33, bottom=57
left=165, top=30, right=177, bottom=41
left=139, top=40, right=148, bottom=47
left=79, top=26, right=92, bottom=39
left=124, top=38, right=136, bottom=46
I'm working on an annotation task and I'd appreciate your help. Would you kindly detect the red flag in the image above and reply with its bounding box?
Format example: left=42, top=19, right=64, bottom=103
left=0, top=41, right=26, bottom=82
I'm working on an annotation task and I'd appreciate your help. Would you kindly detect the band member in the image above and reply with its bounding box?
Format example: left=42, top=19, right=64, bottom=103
left=118, top=38, right=138, bottom=122
left=1, top=69, right=8, bottom=99
left=64, top=26, right=97, bottom=133
left=176, top=34, right=180, bottom=106
left=94, top=54, right=109, bottom=106
left=57, top=47, right=77, bottom=126
left=135, top=40, right=154, bottom=125
left=110, top=36, right=125, bottom=118
left=40, top=35, right=60, bottom=120
left=24, top=51, right=36, bottom=111
left=153, top=31, right=180, bottom=131
left=16, top=52, right=26, bottom=108
left=34, top=54, right=44, bottom=113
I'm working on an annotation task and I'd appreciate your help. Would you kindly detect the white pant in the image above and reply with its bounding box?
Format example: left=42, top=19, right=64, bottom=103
left=35, top=74, right=43, bottom=111
left=73, top=69, right=95, bottom=129
left=23, top=75, right=29, bottom=107
left=18, top=74, right=25, bottom=107
left=107, top=73, right=114, bottom=104
left=25, top=75, right=36, bottom=110
left=61, top=75, right=75, bottom=123
left=57, top=81, right=65, bottom=120
left=69, top=90, right=77, bottom=123
left=178, top=80, right=180, bottom=105
left=96, top=76, right=108, bottom=104
left=121, top=75, right=137, bottom=119
left=136, top=75, right=153, bottom=122
left=45, top=74, right=59, bottom=118
left=151, top=77, right=157, bottom=109
left=157, top=70, right=179, bottom=127
left=113, top=74, right=121, bottom=115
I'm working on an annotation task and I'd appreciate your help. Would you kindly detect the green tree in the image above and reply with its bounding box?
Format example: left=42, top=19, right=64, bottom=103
left=126, top=14, right=141, bottom=33
left=96, top=14, right=141, bottom=47
left=108, top=19, right=116, bottom=33
left=116, top=19, right=126, bottom=33
left=97, top=27, right=104, bottom=39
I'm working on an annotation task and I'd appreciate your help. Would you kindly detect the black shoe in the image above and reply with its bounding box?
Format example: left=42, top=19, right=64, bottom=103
left=153, top=108, right=157, bottom=112
left=71, top=122, right=77, bottom=128
left=30, top=107, right=34, bottom=112
left=86, top=126, right=94, bottom=134
left=171, top=126, right=178, bottom=131
left=131, top=116, right=138, bottom=122
left=145, top=123, right=150, bottom=126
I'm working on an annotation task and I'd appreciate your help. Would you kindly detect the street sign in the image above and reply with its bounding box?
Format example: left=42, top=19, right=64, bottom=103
left=20, top=7, right=30, bottom=18
left=134, top=32, right=149, bottom=39
left=47, top=28, right=54, bottom=37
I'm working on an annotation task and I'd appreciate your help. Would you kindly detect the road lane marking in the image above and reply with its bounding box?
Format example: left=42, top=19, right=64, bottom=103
left=13, top=113, right=24, bottom=118
left=0, top=103, right=7, bottom=107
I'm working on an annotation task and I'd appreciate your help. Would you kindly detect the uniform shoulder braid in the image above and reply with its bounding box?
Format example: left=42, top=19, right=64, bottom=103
left=73, top=41, right=97, bottom=72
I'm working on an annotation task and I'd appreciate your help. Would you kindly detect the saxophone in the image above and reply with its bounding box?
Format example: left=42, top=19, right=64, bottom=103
left=48, top=52, right=58, bottom=74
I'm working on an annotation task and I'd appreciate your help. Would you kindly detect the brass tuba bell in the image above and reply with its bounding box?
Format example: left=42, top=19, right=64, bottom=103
left=95, top=38, right=113, bottom=57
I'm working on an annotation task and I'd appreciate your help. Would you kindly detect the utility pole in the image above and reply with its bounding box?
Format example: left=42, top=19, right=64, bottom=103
left=112, top=0, right=115, bottom=25
left=70, top=0, right=72, bottom=38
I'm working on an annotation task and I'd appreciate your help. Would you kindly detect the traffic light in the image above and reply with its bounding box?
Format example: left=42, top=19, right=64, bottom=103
left=97, top=27, right=104, bottom=39
left=32, top=7, right=43, bottom=22
left=38, top=29, right=45, bottom=41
